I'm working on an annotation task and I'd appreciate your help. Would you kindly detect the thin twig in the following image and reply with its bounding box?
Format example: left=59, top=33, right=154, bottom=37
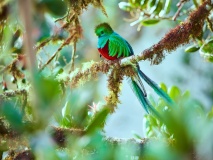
left=39, top=49, right=59, bottom=72
left=35, top=38, right=52, bottom=52
left=55, top=14, right=68, bottom=23
left=39, top=35, right=74, bottom=72
left=206, top=17, right=213, bottom=32
left=172, top=0, right=188, bottom=21
left=54, top=8, right=71, bottom=23
left=69, top=41, right=76, bottom=73
left=0, top=60, right=14, bottom=74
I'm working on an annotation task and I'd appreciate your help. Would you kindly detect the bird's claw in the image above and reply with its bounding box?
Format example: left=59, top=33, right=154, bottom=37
left=106, top=59, right=121, bottom=68
left=121, top=55, right=137, bottom=69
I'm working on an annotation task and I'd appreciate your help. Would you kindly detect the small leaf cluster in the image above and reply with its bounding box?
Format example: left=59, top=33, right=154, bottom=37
left=186, top=38, right=213, bottom=62
left=119, top=0, right=173, bottom=29
left=142, top=83, right=213, bottom=159
left=144, top=83, right=203, bottom=138
left=119, top=0, right=213, bottom=63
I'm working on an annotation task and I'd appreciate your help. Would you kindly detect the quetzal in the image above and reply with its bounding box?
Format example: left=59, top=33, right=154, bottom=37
left=95, top=22, right=173, bottom=116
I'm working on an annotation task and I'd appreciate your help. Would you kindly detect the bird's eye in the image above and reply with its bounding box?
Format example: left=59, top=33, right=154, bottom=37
left=100, top=31, right=104, bottom=35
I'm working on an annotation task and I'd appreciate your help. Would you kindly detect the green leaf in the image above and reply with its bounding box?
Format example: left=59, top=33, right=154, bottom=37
left=154, top=1, right=163, bottom=15
left=185, top=45, right=200, bottom=53
left=159, top=83, right=168, bottom=92
left=182, top=90, right=190, bottom=99
left=1, top=102, right=24, bottom=131
left=118, top=2, right=132, bottom=11
left=150, top=0, right=163, bottom=15
left=34, top=74, right=61, bottom=105
left=53, top=67, right=63, bottom=77
left=199, top=39, right=213, bottom=62
left=148, top=0, right=156, bottom=9
left=85, top=107, right=110, bottom=135
left=192, top=0, right=199, bottom=7
left=157, top=99, right=167, bottom=111
left=141, top=19, right=160, bottom=26
left=140, top=0, right=149, bottom=9
left=62, top=101, right=71, bottom=118
left=133, top=132, right=143, bottom=139
left=61, top=115, right=72, bottom=127
left=148, top=115, right=158, bottom=127
left=168, top=86, right=181, bottom=101
left=164, top=0, right=171, bottom=14
left=129, top=0, right=141, bottom=7
left=41, top=0, right=68, bottom=17
left=207, top=107, right=213, bottom=119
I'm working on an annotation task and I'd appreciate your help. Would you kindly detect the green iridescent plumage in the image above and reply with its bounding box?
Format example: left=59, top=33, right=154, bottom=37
left=95, top=23, right=133, bottom=58
left=95, top=22, right=174, bottom=117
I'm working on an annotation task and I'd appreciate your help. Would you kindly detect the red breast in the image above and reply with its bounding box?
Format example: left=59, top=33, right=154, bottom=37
left=98, top=41, right=119, bottom=60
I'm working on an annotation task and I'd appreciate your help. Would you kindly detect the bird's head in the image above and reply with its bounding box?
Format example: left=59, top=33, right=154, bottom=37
left=95, top=22, right=113, bottom=37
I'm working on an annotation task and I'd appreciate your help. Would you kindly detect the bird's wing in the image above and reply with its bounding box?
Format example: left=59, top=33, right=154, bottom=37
left=108, top=32, right=134, bottom=58
left=98, top=36, right=109, bottom=49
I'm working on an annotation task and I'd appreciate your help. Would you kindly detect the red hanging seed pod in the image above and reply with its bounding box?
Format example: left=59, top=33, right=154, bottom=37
left=2, top=81, right=8, bottom=91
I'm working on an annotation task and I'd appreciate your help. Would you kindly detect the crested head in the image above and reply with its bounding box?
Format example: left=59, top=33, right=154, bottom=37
left=95, top=22, right=114, bottom=37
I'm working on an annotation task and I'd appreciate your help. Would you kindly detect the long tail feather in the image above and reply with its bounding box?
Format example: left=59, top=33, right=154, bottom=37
left=129, top=78, right=162, bottom=120
left=137, top=67, right=175, bottom=106
left=129, top=78, right=149, bottom=113
left=134, top=74, right=147, bottom=97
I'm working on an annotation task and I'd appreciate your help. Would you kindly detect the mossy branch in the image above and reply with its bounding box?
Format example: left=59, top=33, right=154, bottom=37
left=104, top=64, right=136, bottom=112
left=69, top=0, right=213, bottom=112
left=0, top=89, right=27, bottom=115
left=70, top=0, right=213, bottom=83
left=133, top=0, right=213, bottom=65
left=69, top=61, right=111, bottom=88
left=0, top=89, right=27, bottom=101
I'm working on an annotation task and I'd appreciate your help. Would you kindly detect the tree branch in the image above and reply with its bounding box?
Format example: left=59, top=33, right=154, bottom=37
left=69, top=1, right=213, bottom=88
left=69, top=41, right=77, bottom=73
left=172, top=0, right=189, bottom=21
left=0, top=89, right=27, bottom=101
left=133, top=0, right=213, bottom=65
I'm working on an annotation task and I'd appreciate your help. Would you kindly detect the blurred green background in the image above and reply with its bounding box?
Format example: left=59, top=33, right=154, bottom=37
left=0, top=0, right=213, bottom=159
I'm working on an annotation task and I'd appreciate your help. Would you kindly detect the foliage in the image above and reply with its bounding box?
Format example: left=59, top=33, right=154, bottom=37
left=119, top=0, right=213, bottom=63
left=0, top=0, right=213, bottom=159
left=119, top=0, right=213, bottom=61
left=143, top=84, right=213, bottom=160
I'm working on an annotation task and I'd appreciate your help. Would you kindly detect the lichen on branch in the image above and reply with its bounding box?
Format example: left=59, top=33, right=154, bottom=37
left=69, top=61, right=111, bottom=88
left=68, top=60, right=140, bottom=112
